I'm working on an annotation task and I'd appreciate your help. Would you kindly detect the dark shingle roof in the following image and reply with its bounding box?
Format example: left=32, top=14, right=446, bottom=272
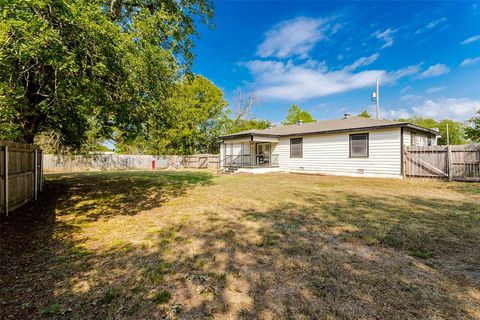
left=220, top=116, right=439, bottom=138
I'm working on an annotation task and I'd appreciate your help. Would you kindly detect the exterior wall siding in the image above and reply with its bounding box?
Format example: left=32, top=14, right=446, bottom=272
left=403, top=130, right=411, bottom=146
left=275, top=128, right=403, bottom=178
left=403, top=129, right=437, bottom=146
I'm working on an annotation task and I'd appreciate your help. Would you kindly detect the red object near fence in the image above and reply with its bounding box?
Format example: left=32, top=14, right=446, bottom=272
left=151, top=159, right=155, bottom=170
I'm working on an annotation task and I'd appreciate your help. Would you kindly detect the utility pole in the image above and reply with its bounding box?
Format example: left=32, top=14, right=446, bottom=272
left=371, top=78, right=380, bottom=119
left=375, top=78, right=380, bottom=119
left=446, top=123, right=450, bottom=145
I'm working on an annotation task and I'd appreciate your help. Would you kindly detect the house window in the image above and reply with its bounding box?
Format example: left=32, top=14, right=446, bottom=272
left=290, top=138, right=303, bottom=158
left=349, top=133, right=369, bottom=158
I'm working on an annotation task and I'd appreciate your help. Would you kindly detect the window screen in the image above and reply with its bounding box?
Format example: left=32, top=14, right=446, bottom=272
left=290, top=138, right=303, bottom=158
left=349, top=134, right=369, bottom=157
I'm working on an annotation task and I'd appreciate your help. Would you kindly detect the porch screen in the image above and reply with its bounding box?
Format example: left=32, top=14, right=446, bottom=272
left=290, top=138, right=303, bottom=158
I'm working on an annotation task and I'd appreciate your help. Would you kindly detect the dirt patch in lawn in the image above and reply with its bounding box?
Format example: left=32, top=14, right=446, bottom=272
left=1, top=171, right=479, bottom=319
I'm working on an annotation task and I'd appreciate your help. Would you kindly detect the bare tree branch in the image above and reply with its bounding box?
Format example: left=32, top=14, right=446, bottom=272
left=231, top=89, right=259, bottom=122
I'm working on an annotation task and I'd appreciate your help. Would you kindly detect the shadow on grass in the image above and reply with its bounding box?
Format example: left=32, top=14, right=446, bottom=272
left=1, top=172, right=479, bottom=319
left=175, top=192, right=480, bottom=319
left=48, top=171, right=213, bottom=221
left=0, top=170, right=213, bottom=319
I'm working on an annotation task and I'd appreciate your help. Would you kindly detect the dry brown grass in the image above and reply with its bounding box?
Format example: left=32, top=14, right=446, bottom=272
left=1, top=170, right=479, bottom=319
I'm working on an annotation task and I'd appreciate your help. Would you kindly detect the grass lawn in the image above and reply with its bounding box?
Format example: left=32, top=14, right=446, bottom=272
left=1, top=170, right=479, bottom=319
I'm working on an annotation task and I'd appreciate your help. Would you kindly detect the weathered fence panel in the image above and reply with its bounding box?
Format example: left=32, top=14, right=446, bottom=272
left=1, top=141, right=43, bottom=216
left=405, top=144, right=480, bottom=181
left=43, top=154, right=219, bottom=172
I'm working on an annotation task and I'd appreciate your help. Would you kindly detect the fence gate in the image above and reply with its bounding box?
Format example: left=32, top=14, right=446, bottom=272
left=405, top=144, right=480, bottom=181
left=1, top=141, right=44, bottom=216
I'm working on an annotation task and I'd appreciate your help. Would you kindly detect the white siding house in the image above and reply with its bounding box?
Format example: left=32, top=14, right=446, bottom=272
left=275, top=129, right=402, bottom=177
left=219, top=116, right=439, bottom=178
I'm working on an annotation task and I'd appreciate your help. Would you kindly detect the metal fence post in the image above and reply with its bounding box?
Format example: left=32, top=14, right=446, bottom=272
left=34, top=149, right=38, bottom=200
left=4, top=145, right=8, bottom=216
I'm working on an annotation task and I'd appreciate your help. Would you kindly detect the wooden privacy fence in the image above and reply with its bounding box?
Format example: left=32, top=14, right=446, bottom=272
left=404, top=144, right=480, bottom=181
left=1, top=141, right=43, bottom=216
left=43, top=154, right=219, bottom=172
left=184, top=154, right=219, bottom=169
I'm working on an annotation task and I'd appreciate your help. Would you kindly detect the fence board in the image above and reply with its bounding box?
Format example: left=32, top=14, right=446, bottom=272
left=43, top=154, right=219, bottom=172
left=1, top=141, right=43, bottom=216
left=405, top=144, right=480, bottom=181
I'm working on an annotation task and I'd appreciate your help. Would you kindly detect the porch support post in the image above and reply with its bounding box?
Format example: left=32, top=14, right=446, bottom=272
left=252, top=142, right=256, bottom=167
left=251, top=135, right=254, bottom=167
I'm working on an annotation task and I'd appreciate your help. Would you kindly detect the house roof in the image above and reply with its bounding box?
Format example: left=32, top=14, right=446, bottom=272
left=220, top=116, right=439, bottom=139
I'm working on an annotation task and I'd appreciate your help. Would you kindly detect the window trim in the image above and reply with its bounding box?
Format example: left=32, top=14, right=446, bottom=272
left=290, top=138, right=303, bottom=158
left=349, top=133, right=369, bottom=158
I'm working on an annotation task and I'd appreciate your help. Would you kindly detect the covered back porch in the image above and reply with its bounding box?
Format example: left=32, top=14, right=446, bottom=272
left=220, top=135, right=279, bottom=168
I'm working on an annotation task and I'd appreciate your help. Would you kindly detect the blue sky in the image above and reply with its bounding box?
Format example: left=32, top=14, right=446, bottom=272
left=192, top=1, right=480, bottom=123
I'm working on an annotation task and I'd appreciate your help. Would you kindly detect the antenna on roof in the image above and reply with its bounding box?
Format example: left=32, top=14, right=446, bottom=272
left=371, top=78, right=380, bottom=119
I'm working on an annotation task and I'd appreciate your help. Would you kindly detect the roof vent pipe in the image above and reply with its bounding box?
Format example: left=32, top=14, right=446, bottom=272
left=344, top=113, right=351, bottom=119
left=296, top=120, right=303, bottom=125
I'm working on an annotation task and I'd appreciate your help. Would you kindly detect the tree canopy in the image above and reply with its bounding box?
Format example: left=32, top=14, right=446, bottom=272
left=0, top=0, right=213, bottom=150
left=358, top=110, right=371, bottom=118
left=281, top=105, right=315, bottom=125
left=116, top=75, right=228, bottom=155
left=465, top=111, right=480, bottom=142
left=226, top=118, right=271, bottom=134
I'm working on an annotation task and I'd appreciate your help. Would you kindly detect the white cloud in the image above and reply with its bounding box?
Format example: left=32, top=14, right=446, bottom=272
left=256, top=17, right=337, bottom=59
left=418, top=64, right=450, bottom=78
left=372, top=28, right=396, bottom=49
left=426, top=86, right=445, bottom=94
left=462, top=35, right=480, bottom=45
left=415, top=17, right=447, bottom=34
left=243, top=59, right=419, bottom=101
left=401, top=94, right=423, bottom=102
left=412, top=98, right=480, bottom=120
left=383, top=108, right=412, bottom=119
left=385, top=98, right=480, bottom=121
left=460, top=57, right=480, bottom=67
left=391, top=65, right=421, bottom=79
left=342, top=53, right=379, bottom=72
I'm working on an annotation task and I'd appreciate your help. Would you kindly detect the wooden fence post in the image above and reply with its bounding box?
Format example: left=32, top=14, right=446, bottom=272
left=34, top=149, right=38, bottom=200
left=447, top=145, right=453, bottom=182
left=39, top=150, right=43, bottom=191
left=4, top=145, right=8, bottom=216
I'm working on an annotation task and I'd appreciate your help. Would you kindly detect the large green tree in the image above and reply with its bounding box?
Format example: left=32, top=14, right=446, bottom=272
left=437, top=119, right=466, bottom=145
left=465, top=111, right=480, bottom=142
left=117, top=75, right=228, bottom=155
left=281, top=105, right=315, bottom=125
left=0, top=0, right=213, bottom=150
